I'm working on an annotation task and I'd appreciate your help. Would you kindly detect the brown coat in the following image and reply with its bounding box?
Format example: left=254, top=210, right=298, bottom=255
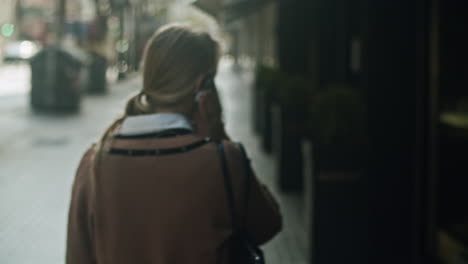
left=66, top=133, right=282, bottom=264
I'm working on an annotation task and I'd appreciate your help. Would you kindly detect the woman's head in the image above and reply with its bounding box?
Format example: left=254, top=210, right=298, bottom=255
left=126, top=24, right=220, bottom=115
left=91, top=24, right=219, bottom=194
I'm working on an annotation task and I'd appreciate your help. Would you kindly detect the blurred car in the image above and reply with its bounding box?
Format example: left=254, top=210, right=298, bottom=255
left=2, top=41, right=40, bottom=62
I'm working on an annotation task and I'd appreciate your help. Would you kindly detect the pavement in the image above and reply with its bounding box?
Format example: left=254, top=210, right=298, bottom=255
left=0, top=60, right=307, bottom=263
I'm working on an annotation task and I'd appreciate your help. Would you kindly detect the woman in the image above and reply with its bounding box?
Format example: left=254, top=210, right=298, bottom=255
left=66, top=24, right=282, bottom=264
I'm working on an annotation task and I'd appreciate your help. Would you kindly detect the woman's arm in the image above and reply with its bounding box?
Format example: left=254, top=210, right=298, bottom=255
left=196, top=84, right=281, bottom=243
left=224, top=143, right=283, bottom=245
left=243, top=162, right=283, bottom=245
left=66, top=147, right=96, bottom=264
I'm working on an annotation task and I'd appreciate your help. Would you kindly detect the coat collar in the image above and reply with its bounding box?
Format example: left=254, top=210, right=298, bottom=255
left=116, top=113, right=193, bottom=137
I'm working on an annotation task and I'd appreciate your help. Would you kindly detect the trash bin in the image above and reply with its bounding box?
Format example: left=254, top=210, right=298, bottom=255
left=86, top=51, right=107, bottom=94
left=30, top=46, right=84, bottom=112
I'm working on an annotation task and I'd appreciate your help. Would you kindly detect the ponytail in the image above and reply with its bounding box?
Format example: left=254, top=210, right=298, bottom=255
left=125, top=92, right=154, bottom=116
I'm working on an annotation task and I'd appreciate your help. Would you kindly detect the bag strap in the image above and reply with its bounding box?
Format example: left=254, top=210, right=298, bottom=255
left=217, top=142, right=251, bottom=231
left=237, top=142, right=251, bottom=228
left=217, top=143, right=239, bottom=230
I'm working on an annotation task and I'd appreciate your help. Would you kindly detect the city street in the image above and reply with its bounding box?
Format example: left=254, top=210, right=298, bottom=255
left=0, top=63, right=30, bottom=98
left=0, top=61, right=306, bottom=263
left=0, top=62, right=138, bottom=263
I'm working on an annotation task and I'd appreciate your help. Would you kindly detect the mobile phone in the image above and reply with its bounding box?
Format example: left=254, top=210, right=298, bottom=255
left=195, top=75, right=215, bottom=102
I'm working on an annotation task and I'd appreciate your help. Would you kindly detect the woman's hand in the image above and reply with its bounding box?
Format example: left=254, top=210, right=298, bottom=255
left=192, top=89, right=229, bottom=142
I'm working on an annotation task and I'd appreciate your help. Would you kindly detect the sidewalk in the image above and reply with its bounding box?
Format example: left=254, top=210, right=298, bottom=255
left=0, top=60, right=307, bottom=263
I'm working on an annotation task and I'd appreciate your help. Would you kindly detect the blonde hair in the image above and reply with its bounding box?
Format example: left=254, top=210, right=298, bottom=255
left=90, top=24, right=220, bottom=196
left=127, top=23, right=220, bottom=114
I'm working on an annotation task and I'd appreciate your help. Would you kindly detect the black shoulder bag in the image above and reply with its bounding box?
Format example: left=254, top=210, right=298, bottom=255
left=217, top=143, right=265, bottom=264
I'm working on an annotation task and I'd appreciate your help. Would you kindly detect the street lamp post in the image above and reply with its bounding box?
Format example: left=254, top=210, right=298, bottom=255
left=57, top=0, right=66, bottom=41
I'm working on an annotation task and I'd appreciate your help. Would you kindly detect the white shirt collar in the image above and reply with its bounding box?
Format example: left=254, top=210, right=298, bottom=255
left=116, top=113, right=193, bottom=137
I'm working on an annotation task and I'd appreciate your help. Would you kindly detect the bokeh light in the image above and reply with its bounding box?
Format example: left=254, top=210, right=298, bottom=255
left=1, top=23, right=15, bottom=37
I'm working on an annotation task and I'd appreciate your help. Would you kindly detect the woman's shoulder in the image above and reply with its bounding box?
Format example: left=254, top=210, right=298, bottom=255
left=73, top=144, right=97, bottom=186
left=219, top=140, right=241, bottom=152
left=216, top=140, right=246, bottom=166
left=80, top=144, right=97, bottom=167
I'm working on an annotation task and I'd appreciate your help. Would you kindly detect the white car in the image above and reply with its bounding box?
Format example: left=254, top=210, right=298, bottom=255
left=3, top=40, right=40, bottom=62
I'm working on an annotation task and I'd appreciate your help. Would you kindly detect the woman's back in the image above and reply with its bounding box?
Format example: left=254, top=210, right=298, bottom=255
left=97, top=134, right=236, bottom=264
left=68, top=132, right=281, bottom=264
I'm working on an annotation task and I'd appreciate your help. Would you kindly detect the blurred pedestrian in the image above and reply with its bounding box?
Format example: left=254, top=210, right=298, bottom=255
left=66, top=24, right=282, bottom=264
